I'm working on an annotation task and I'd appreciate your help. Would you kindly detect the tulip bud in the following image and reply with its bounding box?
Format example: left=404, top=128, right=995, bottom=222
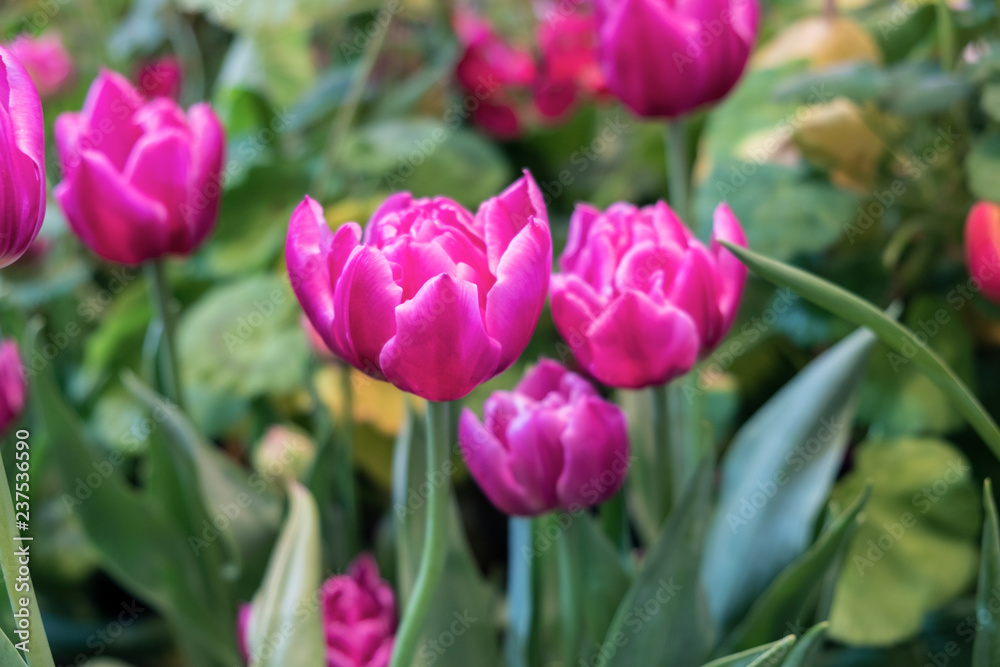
left=965, top=202, right=1000, bottom=304
left=135, top=57, right=182, bottom=101
left=0, top=47, right=47, bottom=269
left=239, top=554, right=396, bottom=666
left=0, top=340, right=26, bottom=435
left=54, top=70, right=225, bottom=265
left=550, top=201, right=748, bottom=389
left=287, top=171, right=552, bottom=401
left=7, top=33, right=74, bottom=99
left=459, top=359, right=630, bottom=516
left=594, top=0, right=760, bottom=118
left=251, top=425, right=316, bottom=482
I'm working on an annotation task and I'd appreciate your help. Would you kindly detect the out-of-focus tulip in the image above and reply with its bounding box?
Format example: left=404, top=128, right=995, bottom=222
left=0, top=340, right=26, bottom=435
left=135, top=57, right=183, bottom=101
left=551, top=201, right=747, bottom=389
left=252, top=425, right=316, bottom=482
left=595, top=0, right=759, bottom=118
left=454, top=9, right=538, bottom=137
left=54, top=70, right=225, bottom=265
left=287, top=172, right=551, bottom=402
left=534, top=5, right=606, bottom=119
left=459, top=358, right=629, bottom=516
left=239, top=554, right=396, bottom=667
left=0, top=47, right=47, bottom=269
left=966, top=202, right=1000, bottom=304
left=7, top=33, right=73, bottom=98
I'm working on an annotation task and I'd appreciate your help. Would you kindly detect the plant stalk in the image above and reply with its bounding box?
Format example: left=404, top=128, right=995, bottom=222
left=144, top=261, right=183, bottom=411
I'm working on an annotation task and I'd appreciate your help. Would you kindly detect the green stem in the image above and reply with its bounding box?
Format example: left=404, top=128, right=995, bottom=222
left=665, top=120, right=690, bottom=222
left=505, top=517, right=534, bottom=667
left=667, top=375, right=702, bottom=504
left=311, top=0, right=394, bottom=198
left=936, top=0, right=956, bottom=72
left=144, top=262, right=183, bottom=411
left=390, top=401, right=451, bottom=667
left=557, top=520, right=581, bottom=667
left=598, top=490, right=631, bottom=566
left=651, top=384, right=673, bottom=524
left=0, top=448, right=55, bottom=667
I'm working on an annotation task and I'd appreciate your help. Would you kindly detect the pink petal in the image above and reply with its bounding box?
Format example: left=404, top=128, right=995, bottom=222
left=185, top=103, right=225, bottom=250
left=549, top=273, right=603, bottom=369
left=668, top=245, right=722, bottom=348
left=515, top=358, right=571, bottom=401
left=504, top=408, right=568, bottom=511
left=479, top=170, right=548, bottom=274
left=380, top=274, right=502, bottom=401
left=123, top=129, right=192, bottom=251
left=459, top=407, right=537, bottom=515
left=557, top=397, right=630, bottom=509
left=709, top=203, right=748, bottom=333
left=333, top=246, right=402, bottom=376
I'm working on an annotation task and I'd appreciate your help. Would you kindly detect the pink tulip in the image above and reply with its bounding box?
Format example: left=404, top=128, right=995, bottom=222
left=551, top=201, right=747, bottom=389
left=239, top=554, right=396, bottom=667
left=459, top=358, right=630, bottom=516
left=287, top=172, right=551, bottom=402
left=135, top=57, right=183, bottom=101
left=7, top=33, right=74, bottom=99
left=533, top=5, right=606, bottom=119
left=0, top=341, right=26, bottom=435
left=454, top=9, right=537, bottom=137
left=54, top=70, right=225, bottom=265
left=595, top=0, right=759, bottom=118
left=965, top=202, right=1000, bottom=304
left=0, top=46, right=47, bottom=269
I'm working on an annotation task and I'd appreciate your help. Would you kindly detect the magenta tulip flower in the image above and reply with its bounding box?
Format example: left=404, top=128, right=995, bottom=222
left=7, top=33, right=73, bottom=99
left=54, top=70, right=225, bottom=265
left=595, top=0, right=759, bottom=118
left=459, top=358, right=630, bottom=516
left=240, top=554, right=397, bottom=667
left=287, top=172, right=551, bottom=402
left=533, top=4, right=606, bottom=120
left=551, top=201, right=747, bottom=389
left=0, top=46, right=46, bottom=269
left=965, top=202, right=1000, bottom=304
left=0, top=340, right=26, bottom=435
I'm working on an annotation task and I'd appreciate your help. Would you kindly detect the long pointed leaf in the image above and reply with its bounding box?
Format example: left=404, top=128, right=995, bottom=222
left=701, top=636, right=795, bottom=667
left=720, top=241, right=1000, bottom=459
left=974, top=479, right=1000, bottom=667
left=783, top=622, right=829, bottom=667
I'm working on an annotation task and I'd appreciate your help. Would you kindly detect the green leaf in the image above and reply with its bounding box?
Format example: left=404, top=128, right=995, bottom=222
left=968, top=134, right=1000, bottom=203
left=392, top=405, right=500, bottom=667
left=246, top=482, right=325, bottom=667
left=598, top=462, right=715, bottom=667
left=722, top=488, right=869, bottom=652
left=828, top=438, right=980, bottom=645
left=782, top=622, right=829, bottom=667
left=720, top=241, right=1000, bottom=461
left=0, top=628, right=25, bottom=666
left=215, top=29, right=317, bottom=108
left=700, top=636, right=795, bottom=667
left=703, top=326, right=876, bottom=631
left=974, top=479, right=1000, bottom=667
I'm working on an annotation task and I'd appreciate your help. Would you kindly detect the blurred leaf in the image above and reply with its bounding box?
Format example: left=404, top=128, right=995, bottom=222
left=782, top=622, right=829, bottom=667
left=392, top=405, right=500, bottom=667
left=720, top=241, right=1000, bottom=462
left=982, top=84, right=1000, bottom=123
left=246, top=482, right=325, bottom=667
left=973, top=479, right=1000, bottom=667
left=967, top=133, right=1000, bottom=203
left=216, top=30, right=317, bottom=108
left=700, top=636, right=795, bottom=667
left=341, top=119, right=510, bottom=209
left=882, top=65, right=970, bottom=117
left=0, top=630, right=24, bottom=667
left=828, top=438, right=980, bottom=645
left=702, top=326, right=876, bottom=631
left=178, top=275, right=309, bottom=409
left=722, top=487, right=869, bottom=652
left=754, top=17, right=882, bottom=69
left=177, top=0, right=348, bottom=32
left=598, top=462, right=715, bottom=667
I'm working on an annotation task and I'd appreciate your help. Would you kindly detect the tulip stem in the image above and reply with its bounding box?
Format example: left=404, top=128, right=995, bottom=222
left=506, top=516, right=534, bottom=667
left=144, top=261, right=184, bottom=411
left=665, top=120, right=691, bottom=222
left=936, top=0, right=956, bottom=72
left=557, top=518, right=581, bottom=667
left=0, top=451, right=56, bottom=667
left=390, top=400, right=451, bottom=667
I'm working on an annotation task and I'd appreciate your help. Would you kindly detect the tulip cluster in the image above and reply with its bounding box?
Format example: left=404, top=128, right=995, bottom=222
left=459, top=359, right=629, bottom=516
left=551, top=201, right=747, bottom=389
left=239, top=554, right=397, bottom=667
left=54, top=70, right=225, bottom=264
left=0, top=46, right=47, bottom=269
left=966, top=202, right=1000, bottom=305
left=287, top=172, right=552, bottom=402
left=454, top=3, right=605, bottom=137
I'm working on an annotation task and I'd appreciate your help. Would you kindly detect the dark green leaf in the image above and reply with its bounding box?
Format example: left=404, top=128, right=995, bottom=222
left=973, top=479, right=1000, bottom=667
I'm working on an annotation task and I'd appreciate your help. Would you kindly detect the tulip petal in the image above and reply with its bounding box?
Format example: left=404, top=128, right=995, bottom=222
left=557, top=397, right=629, bottom=509
left=669, top=244, right=722, bottom=348
left=515, top=358, right=571, bottom=401
left=124, top=129, right=193, bottom=252
left=286, top=197, right=362, bottom=365
left=505, top=408, right=568, bottom=510
left=75, top=70, right=144, bottom=171
left=709, top=203, right=748, bottom=331
left=333, top=245, right=402, bottom=376
left=480, top=170, right=547, bottom=273
left=560, top=204, right=603, bottom=273
left=186, top=103, right=226, bottom=250
left=550, top=273, right=604, bottom=369
left=485, top=218, right=552, bottom=371
left=55, top=150, right=169, bottom=264
left=459, top=407, right=538, bottom=515
left=380, top=274, right=502, bottom=401
left=585, top=290, right=699, bottom=388
left=967, top=202, right=1000, bottom=303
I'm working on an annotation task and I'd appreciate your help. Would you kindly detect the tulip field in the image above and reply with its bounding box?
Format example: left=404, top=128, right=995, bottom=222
left=5, top=0, right=1000, bottom=665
